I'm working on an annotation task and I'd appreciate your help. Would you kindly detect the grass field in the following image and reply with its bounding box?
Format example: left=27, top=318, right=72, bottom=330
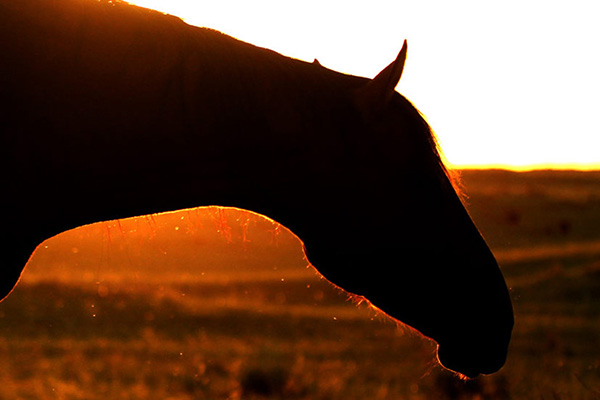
left=0, top=170, right=599, bottom=399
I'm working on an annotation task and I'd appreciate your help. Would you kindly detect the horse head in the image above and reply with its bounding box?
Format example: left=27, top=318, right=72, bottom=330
left=298, top=41, right=514, bottom=378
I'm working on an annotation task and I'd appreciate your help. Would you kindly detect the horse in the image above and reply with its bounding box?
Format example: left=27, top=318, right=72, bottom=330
left=0, top=0, right=513, bottom=378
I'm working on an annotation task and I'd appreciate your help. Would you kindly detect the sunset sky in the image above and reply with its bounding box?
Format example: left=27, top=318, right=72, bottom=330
left=127, top=0, right=599, bottom=170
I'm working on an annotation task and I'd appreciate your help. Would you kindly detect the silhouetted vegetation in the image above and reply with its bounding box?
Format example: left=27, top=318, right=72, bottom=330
left=0, top=170, right=599, bottom=398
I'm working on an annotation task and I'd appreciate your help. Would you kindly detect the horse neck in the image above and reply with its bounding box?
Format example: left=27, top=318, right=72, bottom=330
left=5, top=0, right=359, bottom=244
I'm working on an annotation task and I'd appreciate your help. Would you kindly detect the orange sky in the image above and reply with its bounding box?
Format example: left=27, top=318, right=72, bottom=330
left=126, top=1, right=600, bottom=171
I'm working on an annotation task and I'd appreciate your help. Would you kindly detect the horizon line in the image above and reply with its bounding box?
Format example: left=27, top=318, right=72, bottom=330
left=447, top=162, right=600, bottom=172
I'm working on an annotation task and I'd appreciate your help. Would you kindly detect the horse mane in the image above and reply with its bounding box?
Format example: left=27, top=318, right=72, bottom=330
left=396, top=95, right=465, bottom=199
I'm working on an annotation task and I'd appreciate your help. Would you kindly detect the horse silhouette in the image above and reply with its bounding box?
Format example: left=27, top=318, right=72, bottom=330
left=0, top=0, right=513, bottom=378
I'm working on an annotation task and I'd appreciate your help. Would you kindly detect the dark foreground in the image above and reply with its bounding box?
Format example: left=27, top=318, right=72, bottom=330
left=0, top=169, right=599, bottom=399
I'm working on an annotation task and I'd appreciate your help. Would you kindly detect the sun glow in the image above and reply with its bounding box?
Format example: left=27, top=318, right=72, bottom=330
left=125, top=0, right=600, bottom=171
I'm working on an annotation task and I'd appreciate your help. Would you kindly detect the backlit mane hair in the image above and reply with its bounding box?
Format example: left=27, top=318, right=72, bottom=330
left=396, top=94, right=464, bottom=198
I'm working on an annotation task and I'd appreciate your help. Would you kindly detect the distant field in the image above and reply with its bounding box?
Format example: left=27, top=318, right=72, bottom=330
left=0, top=170, right=599, bottom=399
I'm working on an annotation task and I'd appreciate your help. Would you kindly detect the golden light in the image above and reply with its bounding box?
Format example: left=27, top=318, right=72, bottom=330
left=127, top=0, right=600, bottom=171
left=2, top=2, right=595, bottom=394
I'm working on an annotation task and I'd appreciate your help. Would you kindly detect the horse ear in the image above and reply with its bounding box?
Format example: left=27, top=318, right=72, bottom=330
left=355, top=40, right=408, bottom=118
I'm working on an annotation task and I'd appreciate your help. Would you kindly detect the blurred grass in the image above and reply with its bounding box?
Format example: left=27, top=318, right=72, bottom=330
left=461, top=170, right=600, bottom=400
left=0, top=170, right=599, bottom=399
